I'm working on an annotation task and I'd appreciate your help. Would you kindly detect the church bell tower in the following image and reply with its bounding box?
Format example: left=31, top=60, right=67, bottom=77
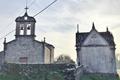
left=15, top=8, right=36, bottom=38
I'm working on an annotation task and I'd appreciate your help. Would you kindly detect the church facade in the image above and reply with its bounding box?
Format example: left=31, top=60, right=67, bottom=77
left=0, top=12, right=54, bottom=64
left=76, top=23, right=117, bottom=74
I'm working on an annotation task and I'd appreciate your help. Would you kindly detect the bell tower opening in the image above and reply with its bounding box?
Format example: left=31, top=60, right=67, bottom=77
left=27, top=24, right=31, bottom=35
left=20, top=24, right=24, bottom=35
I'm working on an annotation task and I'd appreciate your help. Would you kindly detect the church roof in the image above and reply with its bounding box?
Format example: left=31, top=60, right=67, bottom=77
left=15, top=12, right=36, bottom=22
left=35, top=40, right=55, bottom=48
left=76, top=31, right=115, bottom=46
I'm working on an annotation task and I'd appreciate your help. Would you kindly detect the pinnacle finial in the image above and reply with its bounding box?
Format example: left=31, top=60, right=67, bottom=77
left=77, top=24, right=79, bottom=33
left=4, top=38, right=6, bottom=44
left=44, top=37, right=46, bottom=42
left=106, top=27, right=109, bottom=32
left=92, top=22, right=95, bottom=30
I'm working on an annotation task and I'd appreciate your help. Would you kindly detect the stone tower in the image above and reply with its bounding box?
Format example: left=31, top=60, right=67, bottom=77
left=76, top=23, right=117, bottom=74
left=15, top=12, right=36, bottom=38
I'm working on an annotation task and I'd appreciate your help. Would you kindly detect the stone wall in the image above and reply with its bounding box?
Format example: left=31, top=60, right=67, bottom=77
left=0, top=63, right=75, bottom=80
left=78, top=30, right=116, bottom=73
left=44, top=45, right=54, bottom=64
left=5, top=37, right=44, bottom=64
left=45, top=46, right=51, bottom=64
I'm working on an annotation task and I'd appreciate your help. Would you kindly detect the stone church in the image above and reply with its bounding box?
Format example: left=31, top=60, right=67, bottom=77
left=0, top=12, right=54, bottom=64
left=76, top=23, right=117, bottom=74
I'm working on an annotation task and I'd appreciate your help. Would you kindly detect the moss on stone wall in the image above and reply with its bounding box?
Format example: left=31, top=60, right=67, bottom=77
left=80, top=73, right=119, bottom=80
left=0, top=63, right=75, bottom=80
left=0, top=64, right=119, bottom=80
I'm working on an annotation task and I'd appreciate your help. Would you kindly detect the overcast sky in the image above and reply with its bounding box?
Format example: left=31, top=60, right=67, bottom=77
left=0, top=0, right=120, bottom=61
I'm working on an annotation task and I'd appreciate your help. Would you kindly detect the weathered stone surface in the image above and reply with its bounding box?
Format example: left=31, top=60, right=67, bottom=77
left=0, top=63, right=75, bottom=80
left=1, top=11, right=55, bottom=64
left=76, top=25, right=116, bottom=74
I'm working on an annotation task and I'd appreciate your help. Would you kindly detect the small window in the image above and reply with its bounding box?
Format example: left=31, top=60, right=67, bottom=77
left=19, top=57, right=28, bottom=63
left=24, top=17, right=28, bottom=20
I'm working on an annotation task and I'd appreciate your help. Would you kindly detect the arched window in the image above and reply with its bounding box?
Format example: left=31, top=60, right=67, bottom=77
left=20, top=24, right=24, bottom=35
left=27, top=24, right=31, bottom=35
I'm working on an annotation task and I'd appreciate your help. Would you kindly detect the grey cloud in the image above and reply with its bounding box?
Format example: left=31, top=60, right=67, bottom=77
left=36, top=22, right=75, bottom=33
left=56, top=0, right=120, bottom=16
left=111, top=23, right=120, bottom=30
left=52, top=23, right=75, bottom=33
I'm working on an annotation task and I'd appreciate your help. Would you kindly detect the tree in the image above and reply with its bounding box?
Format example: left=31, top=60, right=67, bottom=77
left=54, top=54, right=75, bottom=64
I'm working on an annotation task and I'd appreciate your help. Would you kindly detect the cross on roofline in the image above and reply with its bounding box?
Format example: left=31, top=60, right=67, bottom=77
left=25, top=6, right=29, bottom=13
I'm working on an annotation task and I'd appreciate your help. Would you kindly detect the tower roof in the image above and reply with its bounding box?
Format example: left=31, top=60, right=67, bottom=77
left=15, top=12, right=36, bottom=22
left=76, top=31, right=115, bottom=46
left=76, top=22, right=115, bottom=46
